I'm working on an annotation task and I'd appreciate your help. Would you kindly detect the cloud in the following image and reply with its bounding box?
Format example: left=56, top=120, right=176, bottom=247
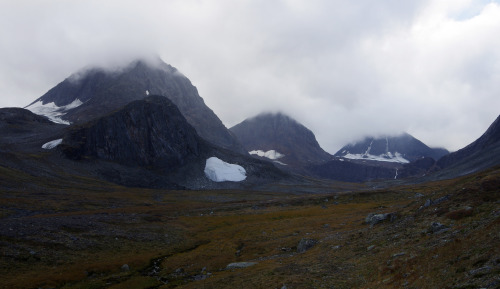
left=0, top=0, right=499, bottom=153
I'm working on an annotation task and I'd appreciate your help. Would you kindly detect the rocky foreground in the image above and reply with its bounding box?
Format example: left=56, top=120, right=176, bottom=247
left=0, top=165, right=499, bottom=288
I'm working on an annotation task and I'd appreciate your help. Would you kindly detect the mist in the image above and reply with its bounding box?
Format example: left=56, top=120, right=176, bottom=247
left=1, top=0, right=499, bottom=153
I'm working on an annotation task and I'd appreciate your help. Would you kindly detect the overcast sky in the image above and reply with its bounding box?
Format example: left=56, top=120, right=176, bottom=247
left=1, top=0, right=499, bottom=153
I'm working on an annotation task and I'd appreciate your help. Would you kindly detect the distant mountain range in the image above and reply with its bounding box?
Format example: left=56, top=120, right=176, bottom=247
left=333, top=133, right=448, bottom=164
left=0, top=56, right=498, bottom=187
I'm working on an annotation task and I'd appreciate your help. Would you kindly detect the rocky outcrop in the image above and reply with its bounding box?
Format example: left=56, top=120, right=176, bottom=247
left=61, top=96, right=205, bottom=171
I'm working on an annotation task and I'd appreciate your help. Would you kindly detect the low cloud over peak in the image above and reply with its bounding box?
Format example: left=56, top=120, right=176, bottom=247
left=1, top=0, right=499, bottom=153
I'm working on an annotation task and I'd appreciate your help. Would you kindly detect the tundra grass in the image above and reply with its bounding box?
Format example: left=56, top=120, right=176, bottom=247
left=1, top=167, right=499, bottom=288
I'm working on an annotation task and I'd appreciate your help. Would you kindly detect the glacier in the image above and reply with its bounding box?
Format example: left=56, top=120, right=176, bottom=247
left=204, top=157, right=247, bottom=182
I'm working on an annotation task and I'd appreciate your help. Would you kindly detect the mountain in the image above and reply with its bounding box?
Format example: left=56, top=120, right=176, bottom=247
left=435, top=114, right=500, bottom=177
left=229, top=113, right=331, bottom=169
left=25, top=57, right=241, bottom=151
left=58, top=96, right=286, bottom=189
left=61, top=95, right=204, bottom=170
left=334, top=133, right=449, bottom=164
left=307, top=133, right=448, bottom=182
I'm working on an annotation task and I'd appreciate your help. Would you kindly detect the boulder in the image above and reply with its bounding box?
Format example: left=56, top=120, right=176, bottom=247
left=297, top=238, right=318, bottom=253
left=365, top=212, right=396, bottom=226
left=427, top=222, right=449, bottom=234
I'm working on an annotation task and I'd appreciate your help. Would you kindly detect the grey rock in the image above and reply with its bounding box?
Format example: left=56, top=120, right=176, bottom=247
left=226, top=262, right=258, bottom=270
left=297, top=238, right=318, bottom=253
left=365, top=212, right=396, bottom=226
left=432, top=195, right=451, bottom=205
left=469, top=266, right=492, bottom=276
left=428, top=222, right=449, bottom=234
left=121, top=264, right=130, bottom=272
left=192, top=274, right=208, bottom=281
left=367, top=245, right=376, bottom=251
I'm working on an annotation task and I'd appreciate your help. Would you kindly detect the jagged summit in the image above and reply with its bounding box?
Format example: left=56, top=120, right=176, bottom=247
left=25, top=57, right=241, bottom=151
left=334, top=133, right=449, bottom=164
left=230, top=112, right=331, bottom=168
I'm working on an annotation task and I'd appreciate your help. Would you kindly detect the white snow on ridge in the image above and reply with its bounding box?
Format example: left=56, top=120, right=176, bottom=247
left=343, top=152, right=409, bottom=163
left=26, top=99, right=83, bottom=125
left=204, top=157, right=247, bottom=182
left=42, top=139, right=63, bottom=150
left=249, top=150, right=284, bottom=160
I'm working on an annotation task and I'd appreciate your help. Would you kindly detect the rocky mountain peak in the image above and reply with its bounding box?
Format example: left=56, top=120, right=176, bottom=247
left=61, top=95, right=204, bottom=169
left=25, top=57, right=241, bottom=151
left=334, top=133, right=449, bottom=164
left=230, top=112, right=331, bottom=168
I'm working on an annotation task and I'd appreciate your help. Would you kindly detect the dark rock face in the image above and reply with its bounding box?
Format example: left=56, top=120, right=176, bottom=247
left=334, top=133, right=449, bottom=163
left=61, top=96, right=204, bottom=171
left=437, top=114, right=500, bottom=174
left=28, top=58, right=241, bottom=151
left=230, top=113, right=331, bottom=168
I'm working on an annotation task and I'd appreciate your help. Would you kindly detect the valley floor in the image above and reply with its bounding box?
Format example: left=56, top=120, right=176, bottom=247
left=0, top=167, right=499, bottom=289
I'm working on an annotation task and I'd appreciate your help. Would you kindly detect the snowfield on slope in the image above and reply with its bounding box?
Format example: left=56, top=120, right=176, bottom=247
left=342, top=152, right=409, bottom=163
left=204, top=157, right=247, bottom=182
left=249, top=149, right=284, bottom=160
left=42, top=139, right=63, bottom=149
left=26, top=99, right=83, bottom=125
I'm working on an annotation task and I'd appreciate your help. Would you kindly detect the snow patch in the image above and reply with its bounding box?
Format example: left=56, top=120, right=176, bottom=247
left=343, top=152, right=409, bottom=164
left=42, top=139, right=63, bottom=150
left=26, top=99, right=83, bottom=125
left=273, top=160, right=287, bottom=166
left=249, top=150, right=284, bottom=160
left=204, top=157, right=246, bottom=182
left=145, top=90, right=150, bottom=96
